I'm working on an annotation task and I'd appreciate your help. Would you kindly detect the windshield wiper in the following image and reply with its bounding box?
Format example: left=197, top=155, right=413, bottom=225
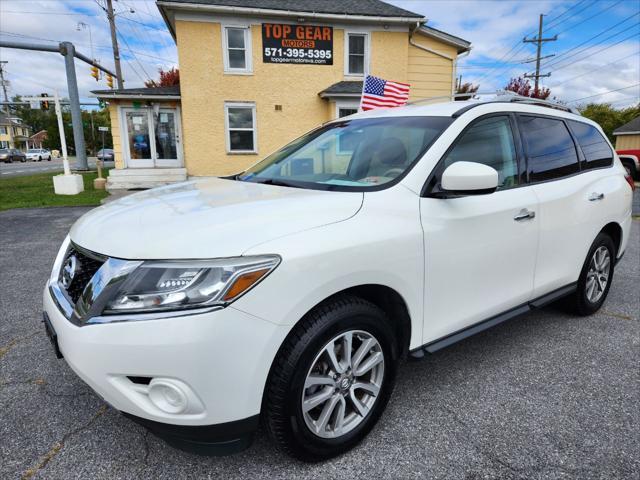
left=253, top=178, right=303, bottom=189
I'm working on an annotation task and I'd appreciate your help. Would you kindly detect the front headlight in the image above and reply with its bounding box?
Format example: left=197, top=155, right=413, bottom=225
left=103, top=255, right=280, bottom=315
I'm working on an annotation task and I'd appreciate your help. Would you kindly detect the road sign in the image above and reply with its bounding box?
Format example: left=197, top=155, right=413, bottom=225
left=98, top=126, right=109, bottom=132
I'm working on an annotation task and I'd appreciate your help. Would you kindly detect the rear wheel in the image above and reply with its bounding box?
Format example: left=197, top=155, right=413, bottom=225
left=264, top=295, right=398, bottom=461
left=566, top=233, right=615, bottom=315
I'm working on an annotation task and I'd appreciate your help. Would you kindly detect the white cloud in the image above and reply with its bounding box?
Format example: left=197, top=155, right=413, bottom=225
left=389, top=0, right=639, bottom=107
left=0, top=0, right=177, bottom=103
left=1, top=0, right=637, bottom=107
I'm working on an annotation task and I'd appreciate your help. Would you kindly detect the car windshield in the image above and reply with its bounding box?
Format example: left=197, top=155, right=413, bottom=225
left=0, top=149, right=8, bottom=153
left=237, top=116, right=453, bottom=190
left=27, top=149, right=39, bottom=153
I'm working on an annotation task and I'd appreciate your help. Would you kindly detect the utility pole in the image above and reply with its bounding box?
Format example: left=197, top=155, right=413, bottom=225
left=0, top=61, right=15, bottom=148
left=523, top=14, right=557, bottom=92
left=105, top=0, right=124, bottom=89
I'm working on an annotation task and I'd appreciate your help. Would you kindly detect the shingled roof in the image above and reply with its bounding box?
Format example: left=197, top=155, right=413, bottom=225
left=613, top=116, right=640, bottom=135
left=319, top=81, right=363, bottom=98
left=91, top=86, right=180, bottom=99
left=157, top=0, right=424, bottom=18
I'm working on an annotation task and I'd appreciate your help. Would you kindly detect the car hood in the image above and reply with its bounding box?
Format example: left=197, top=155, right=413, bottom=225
left=70, top=178, right=363, bottom=259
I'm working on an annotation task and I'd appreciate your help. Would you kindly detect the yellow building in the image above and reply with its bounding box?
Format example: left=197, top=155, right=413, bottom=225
left=93, top=0, right=471, bottom=190
left=613, top=116, right=640, bottom=150
left=0, top=111, right=32, bottom=150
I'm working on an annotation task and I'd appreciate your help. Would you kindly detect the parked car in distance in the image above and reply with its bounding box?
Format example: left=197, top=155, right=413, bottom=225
left=0, top=148, right=26, bottom=163
left=616, top=149, right=640, bottom=180
left=43, top=97, right=634, bottom=462
left=26, top=148, right=52, bottom=162
left=97, top=148, right=115, bottom=161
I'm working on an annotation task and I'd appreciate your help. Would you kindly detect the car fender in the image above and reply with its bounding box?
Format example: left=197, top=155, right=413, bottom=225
left=237, top=185, right=425, bottom=350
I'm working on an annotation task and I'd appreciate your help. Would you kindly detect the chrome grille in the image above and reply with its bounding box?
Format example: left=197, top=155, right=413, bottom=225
left=59, top=246, right=106, bottom=304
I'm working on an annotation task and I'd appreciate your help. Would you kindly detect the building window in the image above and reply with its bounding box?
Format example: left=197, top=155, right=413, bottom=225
left=345, top=33, right=368, bottom=76
left=338, top=107, right=358, bottom=118
left=223, top=26, right=252, bottom=74
left=335, top=103, right=360, bottom=154
left=225, top=102, right=257, bottom=153
left=0, top=126, right=6, bottom=135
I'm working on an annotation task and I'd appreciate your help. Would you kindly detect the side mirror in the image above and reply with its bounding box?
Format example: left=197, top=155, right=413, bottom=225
left=440, top=161, right=499, bottom=196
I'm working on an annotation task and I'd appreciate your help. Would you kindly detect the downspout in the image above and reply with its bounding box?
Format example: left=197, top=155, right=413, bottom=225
left=452, top=49, right=471, bottom=96
left=409, top=22, right=454, bottom=60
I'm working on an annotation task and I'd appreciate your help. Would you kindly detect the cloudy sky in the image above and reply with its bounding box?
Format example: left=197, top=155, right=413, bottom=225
left=0, top=0, right=638, bottom=108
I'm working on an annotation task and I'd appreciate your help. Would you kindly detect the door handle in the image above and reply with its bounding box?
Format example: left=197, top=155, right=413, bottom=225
left=589, top=192, right=605, bottom=201
left=514, top=209, right=536, bottom=221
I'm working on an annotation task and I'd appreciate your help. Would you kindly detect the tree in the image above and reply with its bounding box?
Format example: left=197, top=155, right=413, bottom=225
left=579, top=102, right=640, bottom=143
left=504, top=76, right=551, bottom=100
left=145, top=67, right=180, bottom=88
left=12, top=95, right=112, bottom=155
left=455, top=81, right=480, bottom=101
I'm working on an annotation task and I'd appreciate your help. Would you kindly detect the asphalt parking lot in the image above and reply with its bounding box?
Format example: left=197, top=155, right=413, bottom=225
left=1, top=206, right=638, bottom=479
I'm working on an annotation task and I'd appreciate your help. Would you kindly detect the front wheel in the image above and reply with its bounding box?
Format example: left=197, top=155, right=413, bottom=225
left=264, top=295, right=398, bottom=461
left=566, top=233, right=616, bottom=315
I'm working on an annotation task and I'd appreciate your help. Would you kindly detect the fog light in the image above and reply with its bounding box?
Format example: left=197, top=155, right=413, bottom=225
left=148, top=379, right=188, bottom=414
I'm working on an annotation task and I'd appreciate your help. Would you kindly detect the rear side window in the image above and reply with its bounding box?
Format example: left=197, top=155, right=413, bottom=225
left=568, top=120, right=613, bottom=170
left=519, top=116, right=579, bottom=182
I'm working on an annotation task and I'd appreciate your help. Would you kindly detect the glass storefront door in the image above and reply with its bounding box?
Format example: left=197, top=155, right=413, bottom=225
left=154, top=109, right=179, bottom=167
left=125, top=110, right=153, bottom=167
left=122, top=107, right=182, bottom=168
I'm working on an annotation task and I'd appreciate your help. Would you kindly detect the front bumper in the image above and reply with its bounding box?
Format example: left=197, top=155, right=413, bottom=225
left=43, top=286, right=289, bottom=452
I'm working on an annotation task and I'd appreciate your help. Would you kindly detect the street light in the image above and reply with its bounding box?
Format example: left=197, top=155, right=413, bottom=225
left=76, top=22, right=95, bottom=61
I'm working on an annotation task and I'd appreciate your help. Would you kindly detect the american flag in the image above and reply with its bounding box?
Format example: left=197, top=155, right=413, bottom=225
left=360, top=75, right=411, bottom=111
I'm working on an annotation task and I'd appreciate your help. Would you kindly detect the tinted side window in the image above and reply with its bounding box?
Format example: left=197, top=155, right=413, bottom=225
left=519, top=116, right=579, bottom=182
left=441, top=116, right=519, bottom=189
left=568, top=120, right=613, bottom=170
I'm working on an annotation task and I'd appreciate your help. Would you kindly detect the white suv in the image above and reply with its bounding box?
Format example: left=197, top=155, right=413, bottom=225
left=43, top=99, right=634, bottom=461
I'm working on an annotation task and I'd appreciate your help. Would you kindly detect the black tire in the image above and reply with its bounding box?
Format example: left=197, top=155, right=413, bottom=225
left=565, top=232, right=616, bottom=316
left=38, top=156, right=42, bottom=161
left=264, top=295, right=399, bottom=461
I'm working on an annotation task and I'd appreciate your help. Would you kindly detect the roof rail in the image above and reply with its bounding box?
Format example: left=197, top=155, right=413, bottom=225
left=406, top=90, right=580, bottom=116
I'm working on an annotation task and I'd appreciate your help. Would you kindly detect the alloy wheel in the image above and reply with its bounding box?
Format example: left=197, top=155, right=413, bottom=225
left=301, top=330, right=385, bottom=439
left=586, top=246, right=610, bottom=303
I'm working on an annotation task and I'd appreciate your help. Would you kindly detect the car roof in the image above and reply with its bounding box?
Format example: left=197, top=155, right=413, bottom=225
left=341, top=98, right=599, bottom=128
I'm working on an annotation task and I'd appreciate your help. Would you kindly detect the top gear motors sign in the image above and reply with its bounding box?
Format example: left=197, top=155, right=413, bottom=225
left=262, top=23, right=333, bottom=65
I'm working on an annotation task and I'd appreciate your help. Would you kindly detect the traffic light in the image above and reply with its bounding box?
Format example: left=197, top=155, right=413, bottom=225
left=106, top=74, right=114, bottom=89
left=40, top=93, right=49, bottom=110
left=91, top=65, right=99, bottom=81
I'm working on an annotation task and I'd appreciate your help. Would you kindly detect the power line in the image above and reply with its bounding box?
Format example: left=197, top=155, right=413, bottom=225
left=523, top=14, right=557, bottom=90
left=566, top=83, right=640, bottom=103
left=470, top=0, right=568, bottom=85
left=543, top=13, right=640, bottom=70
left=543, top=0, right=595, bottom=32
left=118, top=15, right=169, bottom=33
left=115, top=28, right=152, bottom=81
left=552, top=0, right=626, bottom=36
left=1, top=10, right=97, bottom=16
left=547, top=30, right=640, bottom=73
left=0, top=30, right=176, bottom=63
left=548, top=50, right=640, bottom=88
